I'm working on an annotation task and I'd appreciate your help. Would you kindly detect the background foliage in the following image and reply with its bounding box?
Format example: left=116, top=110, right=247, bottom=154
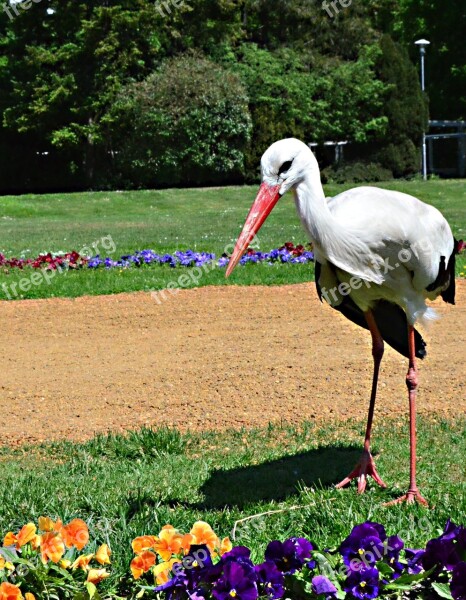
left=0, top=0, right=463, bottom=191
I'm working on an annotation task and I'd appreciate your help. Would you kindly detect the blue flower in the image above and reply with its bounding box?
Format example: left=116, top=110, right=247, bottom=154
left=311, top=575, right=337, bottom=598
left=255, top=561, right=285, bottom=599
left=344, top=567, right=380, bottom=599
left=404, top=548, right=425, bottom=575
left=212, top=561, right=258, bottom=600
left=265, top=537, right=314, bottom=574
left=423, top=520, right=466, bottom=571
left=451, top=561, right=466, bottom=600
left=339, top=523, right=386, bottom=570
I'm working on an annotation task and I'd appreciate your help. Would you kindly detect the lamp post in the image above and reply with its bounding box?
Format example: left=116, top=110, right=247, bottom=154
left=415, top=39, right=430, bottom=180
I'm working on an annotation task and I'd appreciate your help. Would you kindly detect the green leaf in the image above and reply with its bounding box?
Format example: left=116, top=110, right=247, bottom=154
left=431, top=582, right=454, bottom=600
left=85, top=582, right=97, bottom=599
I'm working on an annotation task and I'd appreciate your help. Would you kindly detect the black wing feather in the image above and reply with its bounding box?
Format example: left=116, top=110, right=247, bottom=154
left=314, top=261, right=427, bottom=360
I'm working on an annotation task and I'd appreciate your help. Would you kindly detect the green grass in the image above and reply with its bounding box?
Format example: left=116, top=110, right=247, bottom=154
left=0, top=180, right=465, bottom=300
left=0, top=418, right=464, bottom=597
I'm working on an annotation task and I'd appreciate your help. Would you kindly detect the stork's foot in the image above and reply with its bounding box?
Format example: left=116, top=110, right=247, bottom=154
left=336, top=451, right=387, bottom=494
left=384, top=490, right=429, bottom=507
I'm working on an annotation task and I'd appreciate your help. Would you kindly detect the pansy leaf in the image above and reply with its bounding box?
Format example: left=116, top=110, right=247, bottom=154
left=376, top=560, right=395, bottom=578
left=431, top=582, right=454, bottom=599
left=384, top=566, right=436, bottom=589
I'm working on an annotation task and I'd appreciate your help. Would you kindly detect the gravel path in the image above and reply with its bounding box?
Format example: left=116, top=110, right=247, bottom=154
left=1, top=282, right=464, bottom=447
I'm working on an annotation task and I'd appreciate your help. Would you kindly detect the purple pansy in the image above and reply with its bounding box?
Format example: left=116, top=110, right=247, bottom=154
left=265, top=537, right=314, bottom=574
left=339, top=523, right=386, bottom=570
left=405, top=548, right=426, bottom=575
left=344, top=567, right=380, bottom=600
left=311, top=575, right=338, bottom=598
left=384, top=535, right=405, bottom=575
left=423, top=520, right=466, bottom=571
left=212, top=561, right=258, bottom=600
left=451, top=562, right=466, bottom=600
left=254, top=561, right=285, bottom=599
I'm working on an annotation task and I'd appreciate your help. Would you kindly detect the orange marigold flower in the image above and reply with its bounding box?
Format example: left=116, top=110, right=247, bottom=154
left=95, top=543, right=111, bottom=565
left=130, top=550, right=156, bottom=579
left=220, top=537, right=233, bottom=555
left=86, top=569, right=110, bottom=584
left=0, top=557, right=4, bottom=570
left=153, top=526, right=184, bottom=561
left=71, top=553, right=94, bottom=571
left=61, top=519, right=89, bottom=551
left=0, top=582, right=22, bottom=600
left=38, top=517, right=55, bottom=532
left=40, top=532, right=65, bottom=564
left=131, top=535, right=157, bottom=555
left=189, top=522, right=219, bottom=552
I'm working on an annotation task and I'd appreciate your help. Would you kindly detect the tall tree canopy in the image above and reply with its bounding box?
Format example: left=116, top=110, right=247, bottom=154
left=0, top=0, right=462, bottom=191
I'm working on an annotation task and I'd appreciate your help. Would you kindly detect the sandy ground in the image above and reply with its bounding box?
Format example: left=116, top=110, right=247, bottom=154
left=0, top=282, right=465, bottom=447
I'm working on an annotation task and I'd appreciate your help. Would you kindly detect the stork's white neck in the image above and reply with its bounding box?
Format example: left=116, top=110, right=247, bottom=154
left=293, top=170, right=336, bottom=249
left=292, top=169, right=373, bottom=276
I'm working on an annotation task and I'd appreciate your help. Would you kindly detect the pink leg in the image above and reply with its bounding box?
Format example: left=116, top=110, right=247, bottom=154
left=336, top=311, right=387, bottom=493
left=385, top=326, right=428, bottom=506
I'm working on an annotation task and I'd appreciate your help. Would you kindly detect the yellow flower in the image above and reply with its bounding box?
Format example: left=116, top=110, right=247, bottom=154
left=71, top=553, right=94, bottom=571
left=130, top=550, right=156, bottom=579
left=0, top=582, right=22, bottom=600
left=40, top=532, right=66, bottom=564
left=189, top=522, right=219, bottom=552
left=38, top=517, right=55, bottom=532
left=153, top=526, right=184, bottom=562
left=25, top=594, right=36, bottom=600
left=95, top=543, right=111, bottom=565
left=131, top=535, right=157, bottom=555
left=154, top=559, right=181, bottom=585
left=220, top=537, right=233, bottom=555
left=60, top=559, right=72, bottom=569
left=86, top=568, right=110, bottom=584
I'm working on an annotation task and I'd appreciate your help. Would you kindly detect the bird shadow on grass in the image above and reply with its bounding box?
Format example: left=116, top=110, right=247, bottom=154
left=194, top=444, right=362, bottom=509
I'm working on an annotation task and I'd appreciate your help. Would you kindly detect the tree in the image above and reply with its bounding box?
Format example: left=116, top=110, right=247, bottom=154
left=230, top=43, right=388, bottom=177
left=109, top=54, right=252, bottom=186
left=374, top=34, right=428, bottom=176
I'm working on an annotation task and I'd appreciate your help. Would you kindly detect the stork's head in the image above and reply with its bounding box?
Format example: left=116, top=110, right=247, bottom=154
left=226, top=138, right=317, bottom=277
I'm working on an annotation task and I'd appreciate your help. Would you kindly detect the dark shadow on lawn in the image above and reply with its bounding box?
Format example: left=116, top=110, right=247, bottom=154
left=197, top=445, right=362, bottom=509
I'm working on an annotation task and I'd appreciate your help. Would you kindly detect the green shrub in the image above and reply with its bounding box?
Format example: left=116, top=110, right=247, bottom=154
left=322, top=161, right=393, bottom=184
left=109, top=54, right=252, bottom=187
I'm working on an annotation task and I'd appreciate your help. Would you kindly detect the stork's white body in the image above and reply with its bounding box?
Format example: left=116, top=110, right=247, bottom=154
left=294, top=183, right=454, bottom=325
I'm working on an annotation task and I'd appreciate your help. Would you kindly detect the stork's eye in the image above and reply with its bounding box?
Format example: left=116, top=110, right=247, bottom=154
left=278, top=160, right=293, bottom=176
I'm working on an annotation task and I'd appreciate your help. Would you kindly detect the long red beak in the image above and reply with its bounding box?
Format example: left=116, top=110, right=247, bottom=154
left=226, top=183, right=281, bottom=277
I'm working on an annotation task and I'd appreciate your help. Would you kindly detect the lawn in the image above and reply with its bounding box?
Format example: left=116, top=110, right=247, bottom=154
left=0, top=417, right=465, bottom=597
left=0, top=180, right=465, bottom=300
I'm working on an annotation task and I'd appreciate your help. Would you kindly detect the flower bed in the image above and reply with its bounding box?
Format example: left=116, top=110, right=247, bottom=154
left=0, top=244, right=314, bottom=272
left=2, top=242, right=465, bottom=275
left=1, top=518, right=465, bottom=599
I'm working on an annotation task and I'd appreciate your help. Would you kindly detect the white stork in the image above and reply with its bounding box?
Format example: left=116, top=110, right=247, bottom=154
left=226, top=138, right=458, bottom=505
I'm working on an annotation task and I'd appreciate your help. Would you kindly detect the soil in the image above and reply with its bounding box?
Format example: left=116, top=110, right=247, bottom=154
left=1, top=282, right=465, bottom=447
